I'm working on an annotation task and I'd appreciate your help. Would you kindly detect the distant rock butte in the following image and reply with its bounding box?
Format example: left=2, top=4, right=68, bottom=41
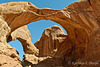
left=0, top=0, right=100, bottom=67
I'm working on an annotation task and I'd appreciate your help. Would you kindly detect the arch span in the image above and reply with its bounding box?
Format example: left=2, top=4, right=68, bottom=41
left=0, top=1, right=89, bottom=42
left=0, top=0, right=100, bottom=66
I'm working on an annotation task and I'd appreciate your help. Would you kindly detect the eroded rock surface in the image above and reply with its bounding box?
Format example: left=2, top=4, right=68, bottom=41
left=0, top=16, right=22, bottom=67
left=34, top=25, right=67, bottom=57
left=0, top=54, right=22, bottom=67
left=22, top=0, right=100, bottom=67
left=0, top=44, right=22, bottom=67
left=0, top=0, right=100, bottom=67
left=8, top=25, right=39, bottom=56
left=22, top=25, right=67, bottom=67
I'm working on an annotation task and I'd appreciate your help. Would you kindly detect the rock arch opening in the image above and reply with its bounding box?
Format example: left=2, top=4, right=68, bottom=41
left=8, top=19, right=67, bottom=60
left=8, top=40, right=24, bottom=60
left=27, top=20, right=67, bottom=44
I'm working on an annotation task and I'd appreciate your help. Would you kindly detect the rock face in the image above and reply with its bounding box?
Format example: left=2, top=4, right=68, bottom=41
left=8, top=25, right=39, bottom=56
left=0, top=16, right=11, bottom=47
left=0, top=16, right=22, bottom=67
left=0, top=2, right=40, bottom=31
left=0, top=0, right=100, bottom=67
left=0, top=46, right=22, bottom=67
left=22, top=54, right=52, bottom=67
left=22, top=25, right=67, bottom=67
left=0, top=54, right=22, bottom=67
left=22, top=0, right=100, bottom=67
left=34, top=25, right=67, bottom=57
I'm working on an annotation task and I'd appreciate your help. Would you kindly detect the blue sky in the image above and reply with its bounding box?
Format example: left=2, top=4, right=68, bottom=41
left=0, top=0, right=78, bottom=60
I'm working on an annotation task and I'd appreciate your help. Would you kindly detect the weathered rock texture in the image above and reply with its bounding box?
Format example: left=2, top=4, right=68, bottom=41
left=0, top=47, right=22, bottom=67
left=0, top=17, right=11, bottom=47
left=22, top=25, right=68, bottom=67
left=0, top=0, right=100, bottom=67
left=0, top=54, right=22, bottom=67
left=34, top=25, right=67, bottom=57
left=8, top=25, right=39, bottom=56
left=0, top=16, right=22, bottom=67
left=22, top=54, right=52, bottom=67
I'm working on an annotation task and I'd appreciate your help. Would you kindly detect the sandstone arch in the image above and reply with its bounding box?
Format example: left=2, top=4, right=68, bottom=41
left=0, top=0, right=100, bottom=67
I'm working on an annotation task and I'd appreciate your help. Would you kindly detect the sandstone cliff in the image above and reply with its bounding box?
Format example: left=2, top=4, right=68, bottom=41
left=0, top=18, right=22, bottom=67
left=0, top=0, right=100, bottom=67
left=34, top=25, right=67, bottom=57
